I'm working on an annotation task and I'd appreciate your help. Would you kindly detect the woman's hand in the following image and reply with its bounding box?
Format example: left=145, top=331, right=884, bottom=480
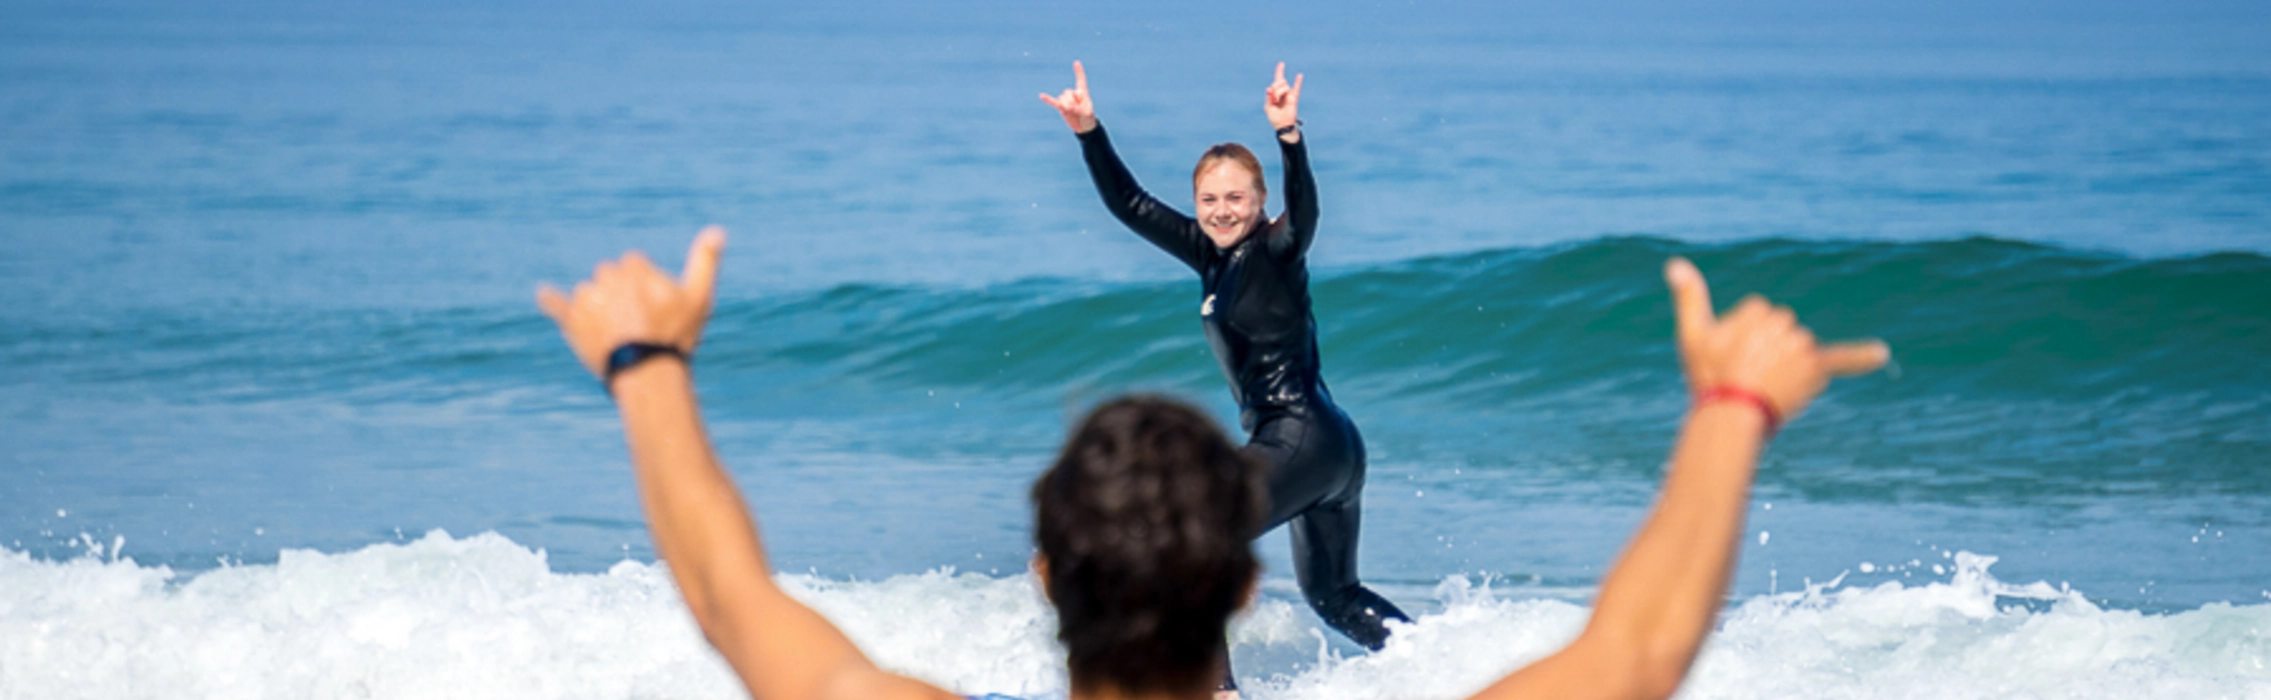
left=1039, top=60, right=1099, bottom=134
left=1265, top=62, right=1303, bottom=139
left=1665, top=257, right=1887, bottom=422
left=537, top=227, right=725, bottom=378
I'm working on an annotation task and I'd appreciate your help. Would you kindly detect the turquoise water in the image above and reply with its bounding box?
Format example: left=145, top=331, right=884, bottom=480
left=3, top=0, right=2268, bottom=697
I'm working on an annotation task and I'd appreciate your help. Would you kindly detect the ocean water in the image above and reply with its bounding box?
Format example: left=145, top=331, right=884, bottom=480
left=4, top=0, right=2270, bottom=697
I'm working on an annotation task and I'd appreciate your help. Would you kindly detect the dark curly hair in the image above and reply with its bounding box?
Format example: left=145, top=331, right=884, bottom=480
left=1031, top=395, right=1267, bottom=697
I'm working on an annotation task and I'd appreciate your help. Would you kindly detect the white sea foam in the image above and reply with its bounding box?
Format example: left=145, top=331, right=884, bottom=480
left=3, top=532, right=2266, bottom=700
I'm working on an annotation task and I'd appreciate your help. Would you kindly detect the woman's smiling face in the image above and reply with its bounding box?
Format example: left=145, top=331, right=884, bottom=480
left=1194, top=160, right=1264, bottom=248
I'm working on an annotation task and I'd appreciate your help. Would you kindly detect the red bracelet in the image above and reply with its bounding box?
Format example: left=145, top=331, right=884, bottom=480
left=1694, top=386, right=1782, bottom=436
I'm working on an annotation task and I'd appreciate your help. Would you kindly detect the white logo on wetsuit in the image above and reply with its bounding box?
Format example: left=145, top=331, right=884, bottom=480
left=1201, top=294, right=1215, bottom=317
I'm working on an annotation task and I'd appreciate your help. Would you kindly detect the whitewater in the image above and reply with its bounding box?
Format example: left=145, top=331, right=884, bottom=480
left=5, top=531, right=2266, bottom=699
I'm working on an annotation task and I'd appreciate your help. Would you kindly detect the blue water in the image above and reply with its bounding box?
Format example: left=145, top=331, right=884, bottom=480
left=4, top=0, right=2269, bottom=697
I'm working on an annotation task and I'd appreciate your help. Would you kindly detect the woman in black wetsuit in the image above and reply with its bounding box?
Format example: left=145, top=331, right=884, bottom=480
left=1040, top=62, right=1410, bottom=657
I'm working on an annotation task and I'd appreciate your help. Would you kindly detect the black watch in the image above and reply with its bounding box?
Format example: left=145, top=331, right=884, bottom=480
left=603, top=342, right=688, bottom=391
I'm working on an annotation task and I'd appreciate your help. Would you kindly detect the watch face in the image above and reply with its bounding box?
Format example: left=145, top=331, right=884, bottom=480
left=605, top=343, right=683, bottom=381
left=607, top=345, right=642, bottom=372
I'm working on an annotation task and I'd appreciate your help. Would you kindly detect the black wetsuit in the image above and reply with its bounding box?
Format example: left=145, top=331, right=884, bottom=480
left=1076, top=124, right=1410, bottom=651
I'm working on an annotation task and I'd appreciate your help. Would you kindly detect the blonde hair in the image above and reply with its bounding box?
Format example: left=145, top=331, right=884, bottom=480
left=1192, top=143, right=1266, bottom=198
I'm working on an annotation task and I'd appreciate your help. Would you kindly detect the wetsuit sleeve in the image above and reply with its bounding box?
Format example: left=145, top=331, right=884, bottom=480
left=1267, top=133, right=1320, bottom=261
left=1077, top=124, right=1208, bottom=271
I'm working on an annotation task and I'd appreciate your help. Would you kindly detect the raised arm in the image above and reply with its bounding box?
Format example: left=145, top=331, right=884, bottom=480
left=1468, top=258, right=1889, bottom=700
left=537, top=228, right=953, bottom=700
left=1041, top=61, right=1207, bottom=269
left=1262, top=62, right=1316, bottom=259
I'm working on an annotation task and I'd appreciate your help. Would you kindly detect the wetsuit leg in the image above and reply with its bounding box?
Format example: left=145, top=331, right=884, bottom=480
left=1217, top=420, right=1314, bottom=694
left=1287, top=497, right=1407, bottom=650
left=1247, top=410, right=1411, bottom=651
left=1248, top=417, right=1340, bottom=530
left=1214, top=644, right=1237, bottom=694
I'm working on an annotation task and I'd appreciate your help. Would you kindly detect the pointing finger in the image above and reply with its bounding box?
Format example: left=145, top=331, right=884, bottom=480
left=1664, top=257, right=1715, bottom=344
left=1274, top=61, right=1287, bottom=86
left=1820, top=341, right=1891, bottom=377
left=1073, top=60, right=1087, bottom=93
left=1292, top=72, right=1303, bottom=95
left=682, top=226, right=726, bottom=300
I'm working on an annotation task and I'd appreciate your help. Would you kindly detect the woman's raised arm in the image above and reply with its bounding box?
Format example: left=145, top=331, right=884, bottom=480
left=1045, top=61, right=1207, bottom=269
left=1264, top=62, right=1318, bottom=259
